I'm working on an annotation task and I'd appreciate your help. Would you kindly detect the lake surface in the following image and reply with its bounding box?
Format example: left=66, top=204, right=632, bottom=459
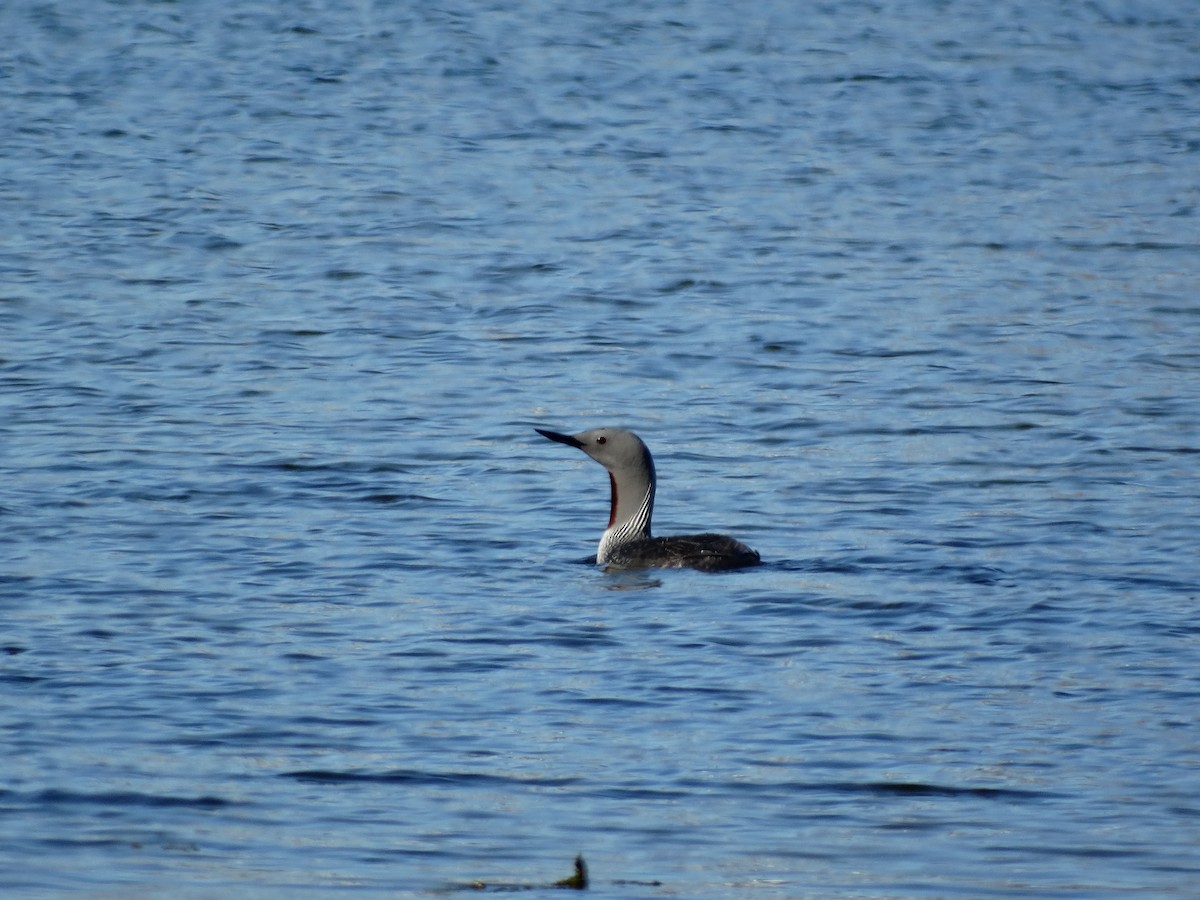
left=3, top=1, right=1199, bottom=896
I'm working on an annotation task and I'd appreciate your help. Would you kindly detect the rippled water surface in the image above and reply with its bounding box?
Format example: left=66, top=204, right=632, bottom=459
left=4, top=1, right=1200, bottom=896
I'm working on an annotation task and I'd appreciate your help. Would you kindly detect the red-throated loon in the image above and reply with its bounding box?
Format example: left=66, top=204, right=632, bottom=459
left=535, top=427, right=761, bottom=572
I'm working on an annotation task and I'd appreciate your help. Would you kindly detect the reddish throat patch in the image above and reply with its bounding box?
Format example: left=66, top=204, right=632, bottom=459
left=607, top=472, right=617, bottom=529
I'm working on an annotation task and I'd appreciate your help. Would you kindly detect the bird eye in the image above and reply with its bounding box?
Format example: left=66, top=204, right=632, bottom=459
left=596, top=436, right=607, bottom=444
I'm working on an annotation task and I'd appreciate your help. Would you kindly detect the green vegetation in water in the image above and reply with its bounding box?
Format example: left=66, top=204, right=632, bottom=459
left=463, top=854, right=588, bottom=892
left=553, top=855, right=588, bottom=890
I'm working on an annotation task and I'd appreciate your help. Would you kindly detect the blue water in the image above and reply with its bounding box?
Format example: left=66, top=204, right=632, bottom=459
left=4, top=1, right=1200, bottom=896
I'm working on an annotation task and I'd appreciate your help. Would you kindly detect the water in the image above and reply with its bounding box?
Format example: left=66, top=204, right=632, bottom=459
left=3, top=0, right=1199, bottom=896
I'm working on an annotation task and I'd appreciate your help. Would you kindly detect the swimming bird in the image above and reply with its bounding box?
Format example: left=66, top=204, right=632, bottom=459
left=535, top=426, right=761, bottom=572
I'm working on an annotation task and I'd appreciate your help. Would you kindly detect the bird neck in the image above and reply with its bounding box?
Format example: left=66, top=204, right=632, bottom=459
left=597, top=466, right=655, bottom=563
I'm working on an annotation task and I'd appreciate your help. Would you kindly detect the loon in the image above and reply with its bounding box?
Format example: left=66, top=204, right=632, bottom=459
left=535, top=426, right=761, bottom=572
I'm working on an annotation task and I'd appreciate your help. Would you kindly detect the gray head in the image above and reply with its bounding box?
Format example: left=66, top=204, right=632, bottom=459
left=535, top=427, right=653, bottom=476
left=536, top=426, right=657, bottom=561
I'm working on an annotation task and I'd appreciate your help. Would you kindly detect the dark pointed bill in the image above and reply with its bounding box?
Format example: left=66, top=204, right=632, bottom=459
left=535, top=428, right=585, bottom=449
